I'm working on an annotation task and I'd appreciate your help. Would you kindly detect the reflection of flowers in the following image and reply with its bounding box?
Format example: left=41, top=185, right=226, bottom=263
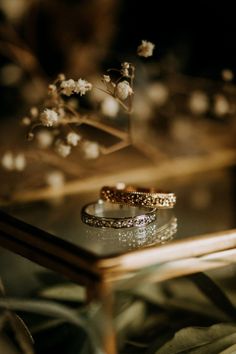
left=84, top=214, right=177, bottom=251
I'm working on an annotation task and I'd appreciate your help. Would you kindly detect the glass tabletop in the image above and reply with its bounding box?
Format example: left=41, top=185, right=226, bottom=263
left=1, top=168, right=235, bottom=257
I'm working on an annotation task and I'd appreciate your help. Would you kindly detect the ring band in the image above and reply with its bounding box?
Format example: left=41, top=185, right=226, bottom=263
left=81, top=201, right=157, bottom=229
left=100, top=185, right=176, bottom=209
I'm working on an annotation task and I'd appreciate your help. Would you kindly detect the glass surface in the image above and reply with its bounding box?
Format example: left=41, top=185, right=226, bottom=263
left=1, top=168, right=235, bottom=257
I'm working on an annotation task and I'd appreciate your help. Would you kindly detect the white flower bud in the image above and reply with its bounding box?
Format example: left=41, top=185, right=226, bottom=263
left=58, top=73, right=66, bottom=81
left=60, top=79, right=76, bottom=96
left=189, top=91, right=209, bottom=115
left=15, top=153, right=26, bottom=171
left=101, top=97, right=119, bottom=117
left=214, top=94, right=230, bottom=116
left=30, top=107, right=39, bottom=118
left=48, top=84, right=57, bottom=94
left=21, top=117, right=31, bottom=126
left=66, top=132, right=81, bottom=146
left=116, top=81, right=133, bottom=101
left=40, top=109, right=59, bottom=127
left=121, top=62, right=130, bottom=77
left=36, top=130, right=53, bottom=149
left=137, top=40, right=155, bottom=58
left=46, top=171, right=65, bottom=190
left=55, top=141, right=71, bottom=157
left=147, top=83, right=169, bottom=106
left=1, top=151, right=14, bottom=170
left=221, top=69, right=234, bottom=82
left=83, top=141, right=100, bottom=159
left=103, top=75, right=111, bottom=83
left=74, top=79, right=92, bottom=96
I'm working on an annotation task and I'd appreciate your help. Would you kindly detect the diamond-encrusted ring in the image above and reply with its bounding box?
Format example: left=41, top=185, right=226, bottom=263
left=100, top=185, right=176, bottom=209
left=81, top=200, right=157, bottom=229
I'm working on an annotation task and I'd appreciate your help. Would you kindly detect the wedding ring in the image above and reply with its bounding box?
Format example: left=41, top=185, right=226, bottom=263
left=81, top=200, right=157, bottom=229
left=100, top=185, right=176, bottom=209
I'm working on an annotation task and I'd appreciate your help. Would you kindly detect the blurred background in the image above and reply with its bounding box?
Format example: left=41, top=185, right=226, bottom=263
left=1, top=0, right=236, bottom=117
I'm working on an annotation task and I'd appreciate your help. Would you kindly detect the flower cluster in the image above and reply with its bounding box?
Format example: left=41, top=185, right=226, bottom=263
left=22, top=73, right=101, bottom=159
left=100, top=61, right=135, bottom=113
left=60, top=78, right=92, bottom=96
left=18, top=40, right=155, bottom=167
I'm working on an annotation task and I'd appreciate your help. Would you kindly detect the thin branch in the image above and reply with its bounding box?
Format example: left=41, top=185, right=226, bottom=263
left=100, top=140, right=131, bottom=155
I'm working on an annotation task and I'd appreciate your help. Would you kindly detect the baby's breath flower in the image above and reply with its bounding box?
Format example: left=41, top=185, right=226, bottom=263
left=83, top=141, right=100, bottom=159
left=30, top=107, right=39, bottom=118
left=58, top=73, right=66, bottom=81
left=189, top=91, right=209, bottom=115
left=137, top=40, right=155, bottom=58
left=101, top=96, right=119, bottom=117
left=221, top=69, right=234, bottom=82
left=14, top=153, right=26, bottom=171
left=1, top=152, right=26, bottom=171
left=1, top=151, right=14, bottom=170
left=121, top=62, right=130, bottom=77
left=116, top=81, right=133, bottom=101
left=55, top=140, right=71, bottom=157
left=27, top=132, right=34, bottom=141
left=46, top=170, right=65, bottom=190
left=36, top=130, right=53, bottom=149
left=122, top=62, right=130, bottom=69
left=21, top=117, right=31, bottom=126
left=66, top=132, right=81, bottom=146
left=48, top=84, right=57, bottom=94
left=40, top=109, right=59, bottom=127
left=147, top=82, right=169, bottom=106
left=214, top=94, right=230, bottom=116
left=103, top=75, right=111, bottom=83
left=60, top=79, right=76, bottom=96
left=74, top=79, right=92, bottom=96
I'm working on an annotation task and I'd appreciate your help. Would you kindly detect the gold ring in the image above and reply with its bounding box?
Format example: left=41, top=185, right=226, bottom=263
left=100, top=185, right=176, bottom=209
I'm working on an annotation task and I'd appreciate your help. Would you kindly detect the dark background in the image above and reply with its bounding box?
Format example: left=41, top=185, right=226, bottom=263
left=0, top=0, right=236, bottom=117
left=117, top=1, right=236, bottom=78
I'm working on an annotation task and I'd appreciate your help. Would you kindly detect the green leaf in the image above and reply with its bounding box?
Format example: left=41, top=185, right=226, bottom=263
left=187, top=273, right=236, bottom=320
left=39, top=283, right=85, bottom=302
left=7, top=313, right=35, bottom=354
left=189, top=333, right=236, bottom=353
left=220, top=344, right=236, bottom=353
left=155, top=323, right=236, bottom=354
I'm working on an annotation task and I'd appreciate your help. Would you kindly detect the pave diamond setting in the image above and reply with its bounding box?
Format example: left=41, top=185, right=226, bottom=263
left=81, top=202, right=157, bottom=229
left=100, top=186, right=176, bottom=209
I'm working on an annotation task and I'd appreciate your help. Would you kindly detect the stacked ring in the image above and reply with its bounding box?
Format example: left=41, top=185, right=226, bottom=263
left=81, top=200, right=157, bottom=229
left=100, top=185, right=176, bottom=209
